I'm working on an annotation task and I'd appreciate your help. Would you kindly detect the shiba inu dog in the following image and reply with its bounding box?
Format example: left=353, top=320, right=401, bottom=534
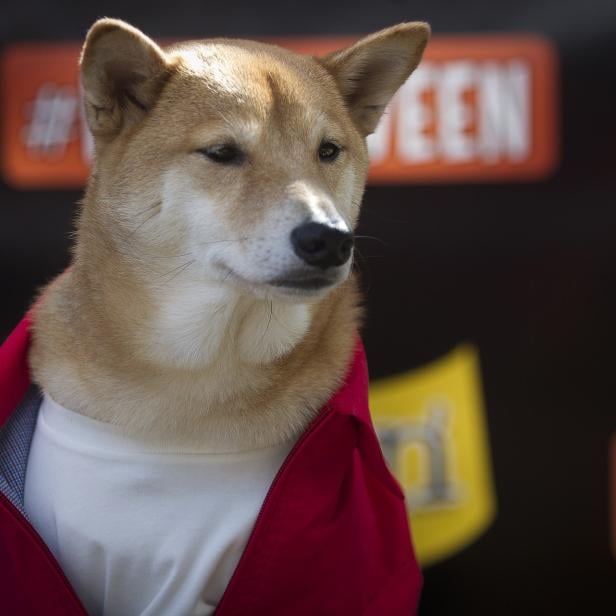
left=29, top=18, right=429, bottom=451
left=7, top=17, right=430, bottom=615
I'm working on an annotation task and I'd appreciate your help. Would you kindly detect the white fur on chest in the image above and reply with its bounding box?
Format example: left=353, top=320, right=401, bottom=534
left=141, top=272, right=311, bottom=370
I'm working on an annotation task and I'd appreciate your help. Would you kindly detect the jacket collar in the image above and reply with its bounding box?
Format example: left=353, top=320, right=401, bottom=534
left=0, top=312, right=369, bottom=518
left=0, top=315, right=32, bottom=427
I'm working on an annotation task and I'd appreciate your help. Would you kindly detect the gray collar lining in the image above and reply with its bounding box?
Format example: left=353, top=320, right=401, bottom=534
left=0, top=386, right=42, bottom=517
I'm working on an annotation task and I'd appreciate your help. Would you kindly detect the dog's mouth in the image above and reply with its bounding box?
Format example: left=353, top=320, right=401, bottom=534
left=270, top=272, right=339, bottom=291
left=214, top=263, right=343, bottom=296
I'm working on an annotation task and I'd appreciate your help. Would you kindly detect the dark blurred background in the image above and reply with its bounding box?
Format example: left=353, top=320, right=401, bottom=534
left=1, top=1, right=615, bottom=614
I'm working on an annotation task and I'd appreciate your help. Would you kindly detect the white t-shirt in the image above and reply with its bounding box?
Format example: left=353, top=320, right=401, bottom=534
left=24, top=393, right=294, bottom=616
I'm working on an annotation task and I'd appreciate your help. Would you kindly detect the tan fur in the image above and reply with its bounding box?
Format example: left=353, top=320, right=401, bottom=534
left=29, top=19, right=429, bottom=451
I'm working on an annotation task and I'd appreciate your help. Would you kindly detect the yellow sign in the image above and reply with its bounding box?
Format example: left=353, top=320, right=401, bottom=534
left=370, top=345, right=495, bottom=566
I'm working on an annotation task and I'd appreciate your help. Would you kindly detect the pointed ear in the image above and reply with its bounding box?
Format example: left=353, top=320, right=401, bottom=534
left=319, top=22, right=430, bottom=136
left=80, top=18, right=173, bottom=139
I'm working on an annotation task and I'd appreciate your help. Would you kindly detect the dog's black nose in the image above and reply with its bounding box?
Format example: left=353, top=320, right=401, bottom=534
left=291, top=222, right=354, bottom=269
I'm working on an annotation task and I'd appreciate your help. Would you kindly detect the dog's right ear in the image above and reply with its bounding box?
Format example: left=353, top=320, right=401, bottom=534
left=80, top=19, right=172, bottom=139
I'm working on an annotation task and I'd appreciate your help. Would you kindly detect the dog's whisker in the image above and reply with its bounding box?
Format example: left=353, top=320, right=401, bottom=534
left=212, top=108, right=236, bottom=130
left=259, top=300, right=274, bottom=344
left=115, top=243, right=194, bottom=262
left=353, top=246, right=367, bottom=265
left=194, top=235, right=282, bottom=246
left=129, top=201, right=163, bottom=236
left=157, top=259, right=196, bottom=284
left=148, top=253, right=194, bottom=259
left=195, top=239, right=250, bottom=245
left=134, top=200, right=162, bottom=218
left=268, top=301, right=305, bottom=338
left=211, top=303, right=227, bottom=317
left=354, top=235, right=387, bottom=246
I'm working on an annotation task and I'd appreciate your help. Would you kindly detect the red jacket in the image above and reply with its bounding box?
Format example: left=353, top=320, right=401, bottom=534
left=0, top=316, right=421, bottom=615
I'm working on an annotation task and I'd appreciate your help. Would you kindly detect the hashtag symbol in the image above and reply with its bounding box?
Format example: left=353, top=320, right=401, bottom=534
left=21, top=83, right=79, bottom=158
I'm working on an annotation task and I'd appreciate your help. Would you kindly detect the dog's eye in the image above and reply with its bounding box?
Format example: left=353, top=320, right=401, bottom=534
left=318, top=141, right=342, bottom=162
left=198, top=144, right=244, bottom=165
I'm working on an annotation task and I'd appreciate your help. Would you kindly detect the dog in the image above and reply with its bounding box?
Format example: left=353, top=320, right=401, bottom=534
left=0, top=18, right=430, bottom=615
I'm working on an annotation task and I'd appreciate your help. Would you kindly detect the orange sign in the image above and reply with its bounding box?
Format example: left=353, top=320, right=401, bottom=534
left=1, top=35, right=558, bottom=188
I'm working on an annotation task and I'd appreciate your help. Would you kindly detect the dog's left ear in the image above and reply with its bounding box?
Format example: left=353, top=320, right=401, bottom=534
left=319, top=22, right=430, bottom=136
left=80, top=18, right=173, bottom=139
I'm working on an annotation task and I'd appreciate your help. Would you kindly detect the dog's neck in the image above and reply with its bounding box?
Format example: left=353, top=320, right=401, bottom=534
left=134, top=270, right=313, bottom=371
left=29, top=251, right=359, bottom=451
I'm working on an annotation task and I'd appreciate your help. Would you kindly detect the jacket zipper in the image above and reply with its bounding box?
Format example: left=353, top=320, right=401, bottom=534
left=214, top=404, right=335, bottom=613
left=0, top=491, right=86, bottom=614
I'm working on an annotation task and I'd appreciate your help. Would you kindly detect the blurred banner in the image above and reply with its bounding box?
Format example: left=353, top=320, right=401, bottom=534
left=370, top=345, right=495, bottom=566
left=2, top=6, right=615, bottom=613
left=1, top=35, right=558, bottom=188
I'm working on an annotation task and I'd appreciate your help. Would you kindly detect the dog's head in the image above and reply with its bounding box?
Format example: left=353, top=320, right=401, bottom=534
left=80, top=19, right=429, bottom=300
